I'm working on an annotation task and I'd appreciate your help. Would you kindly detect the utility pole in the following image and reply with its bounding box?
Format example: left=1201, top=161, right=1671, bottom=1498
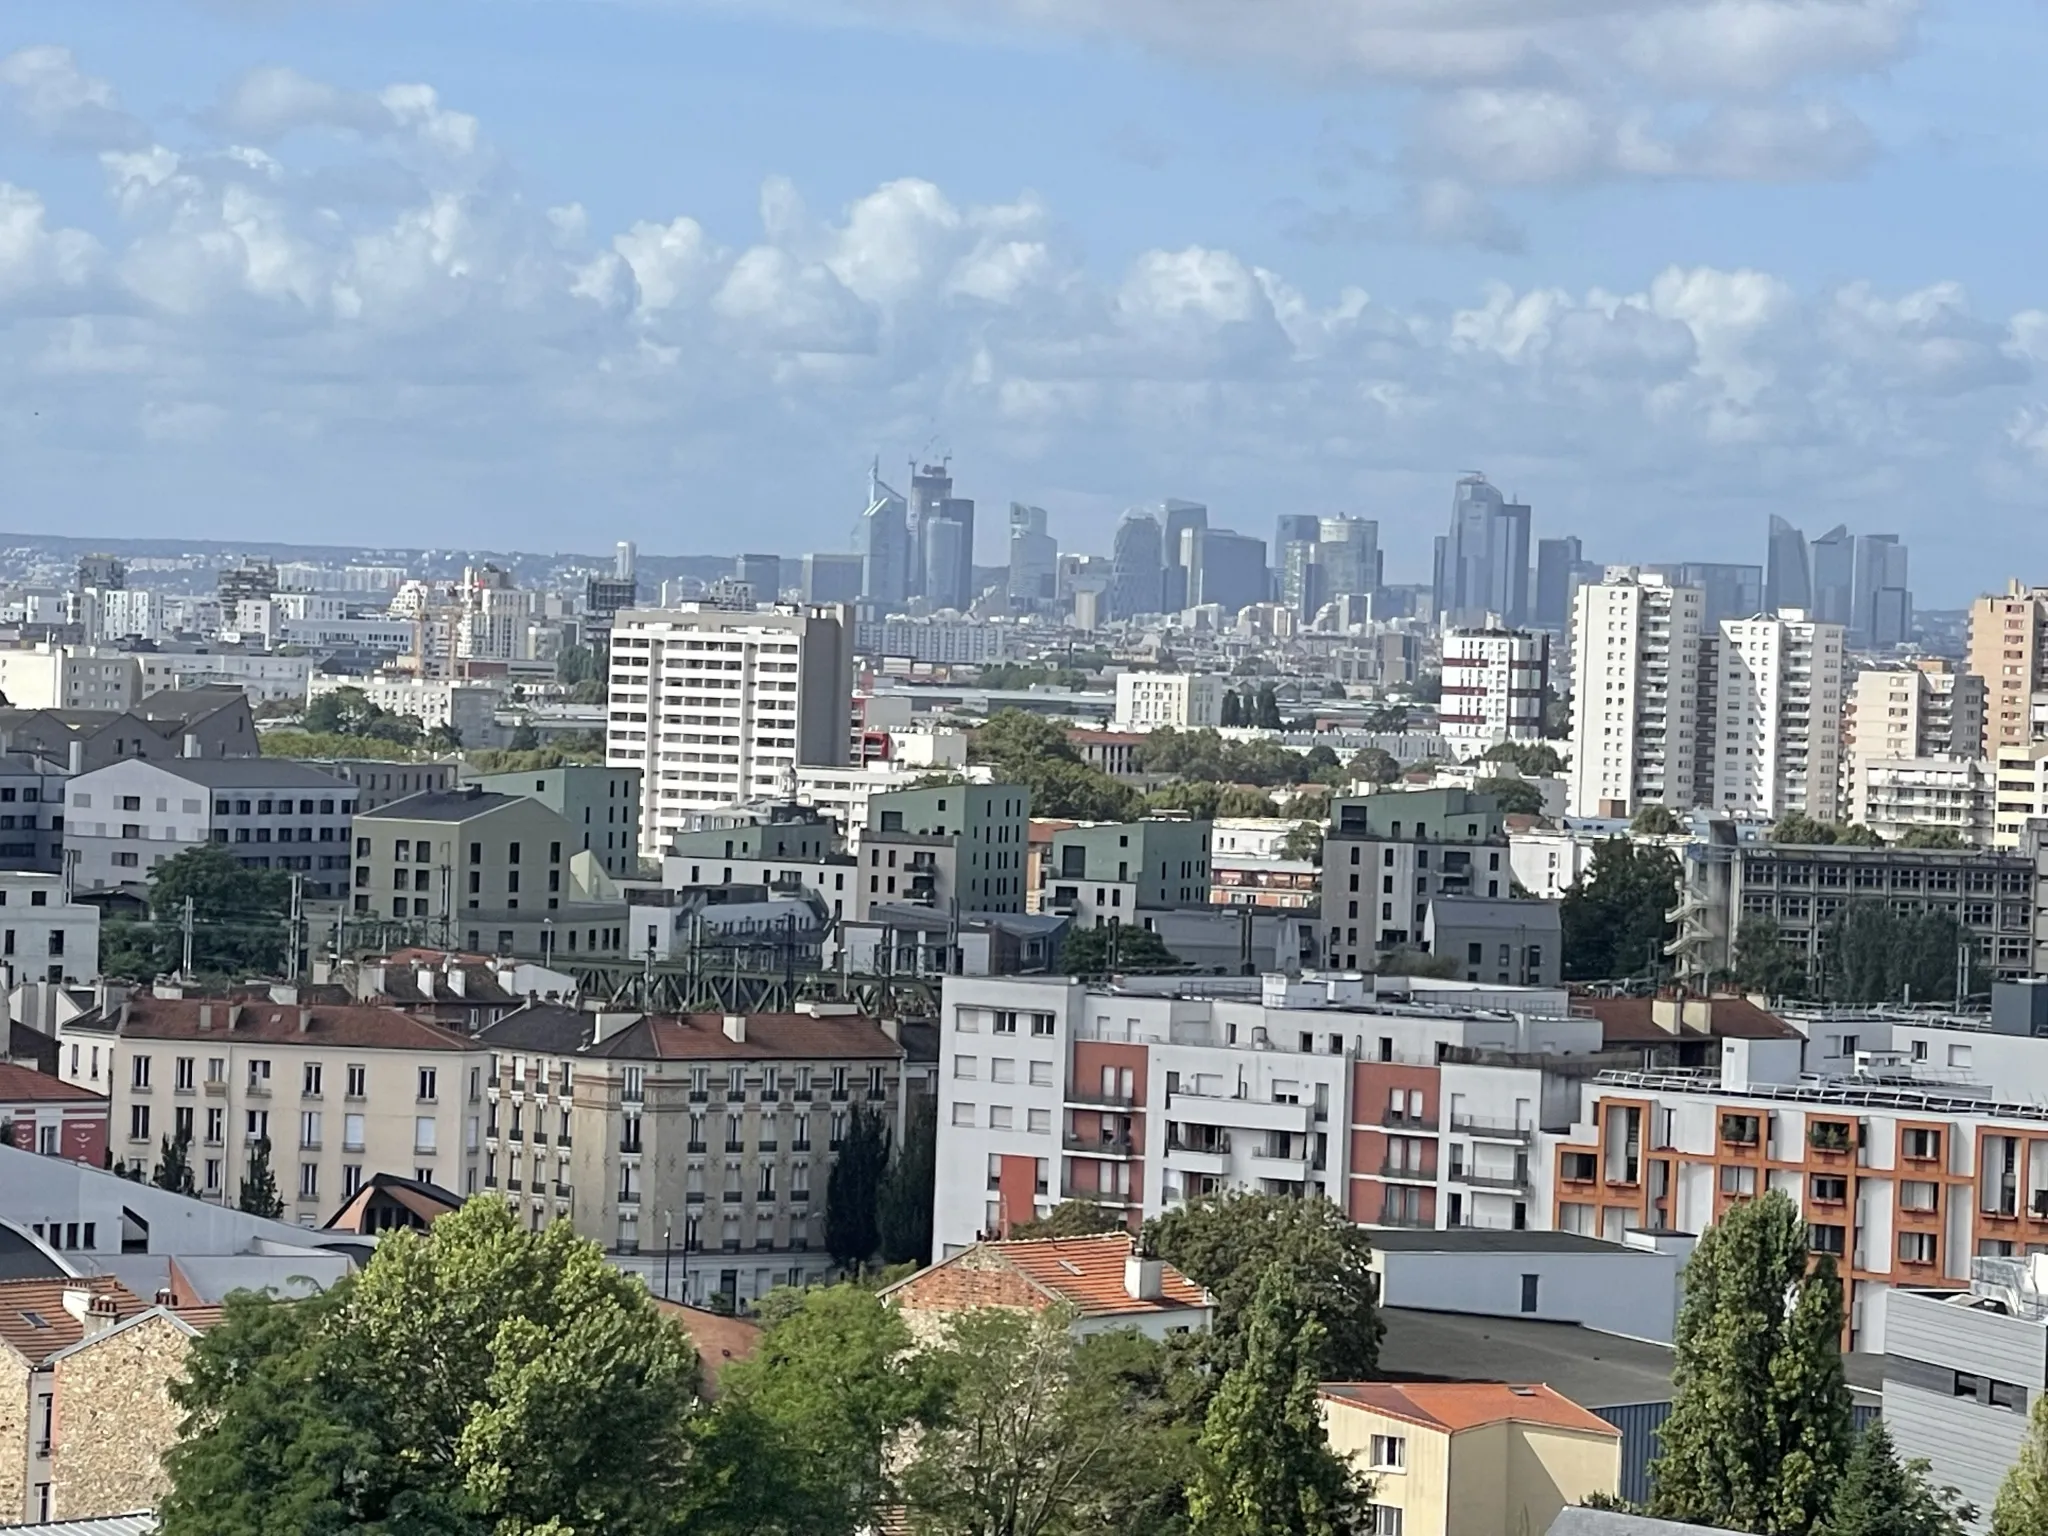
left=181, top=896, right=194, bottom=980
left=288, top=874, right=304, bottom=983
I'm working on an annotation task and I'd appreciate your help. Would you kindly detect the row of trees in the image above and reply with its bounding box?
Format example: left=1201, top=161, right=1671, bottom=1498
left=1731, top=904, right=1975, bottom=1004
left=1217, top=686, right=1287, bottom=730
left=1770, top=812, right=1965, bottom=851
left=100, top=843, right=294, bottom=981
left=160, top=1192, right=1383, bottom=1536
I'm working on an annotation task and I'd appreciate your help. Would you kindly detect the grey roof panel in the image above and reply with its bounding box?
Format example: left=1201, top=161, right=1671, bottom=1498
left=1369, top=1229, right=1651, bottom=1255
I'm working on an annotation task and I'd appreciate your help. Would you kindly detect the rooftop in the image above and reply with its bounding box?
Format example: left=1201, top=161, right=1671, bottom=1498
left=1583, top=995, right=1803, bottom=1044
left=1319, top=1380, right=1620, bottom=1437
left=0, top=1277, right=145, bottom=1365
left=586, top=1012, right=902, bottom=1062
left=358, top=788, right=529, bottom=822
left=653, top=1299, right=762, bottom=1395
left=1368, top=1230, right=1659, bottom=1256
left=886, top=1232, right=1211, bottom=1318
left=82, top=995, right=476, bottom=1052
left=80, top=757, right=352, bottom=789
left=0, top=1062, right=106, bottom=1104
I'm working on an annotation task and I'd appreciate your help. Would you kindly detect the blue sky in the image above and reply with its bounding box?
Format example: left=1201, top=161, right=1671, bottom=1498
left=3, top=0, right=2046, bottom=600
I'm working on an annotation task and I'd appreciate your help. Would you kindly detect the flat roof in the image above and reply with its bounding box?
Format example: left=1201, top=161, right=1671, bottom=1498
left=1370, top=1230, right=1657, bottom=1256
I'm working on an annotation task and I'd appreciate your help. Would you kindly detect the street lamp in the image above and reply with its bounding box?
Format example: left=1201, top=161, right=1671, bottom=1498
left=662, top=1219, right=674, bottom=1301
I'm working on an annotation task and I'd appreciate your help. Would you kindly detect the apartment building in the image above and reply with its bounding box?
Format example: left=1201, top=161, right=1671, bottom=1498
left=1322, top=788, right=1512, bottom=969
left=53, top=991, right=489, bottom=1217
left=306, top=672, right=504, bottom=738
left=134, top=650, right=314, bottom=705
left=557, top=1009, right=904, bottom=1306
left=0, top=687, right=256, bottom=773
left=305, top=757, right=456, bottom=813
left=0, top=1062, right=107, bottom=1164
left=1846, top=757, right=1996, bottom=847
left=0, top=873, right=98, bottom=989
left=1705, top=613, right=1845, bottom=821
left=46, top=1303, right=218, bottom=1523
left=1670, top=836, right=2034, bottom=989
left=0, top=644, right=140, bottom=712
left=0, top=750, right=70, bottom=874
left=1842, top=659, right=1985, bottom=766
left=1111, top=671, right=1225, bottom=732
left=858, top=784, right=1030, bottom=916
left=469, top=764, right=643, bottom=878
left=1993, top=741, right=2048, bottom=848
left=605, top=605, right=854, bottom=861
left=1551, top=1004, right=2048, bottom=1348
left=1967, top=581, right=2048, bottom=755
left=350, top=787, right=625, bottom=959
left=1042, top=818, right=1211, bottom=928
left=0, top=1277, right=148, bottom=1523
left=1439, top=623, right=1550, bottom=756
left=663, top=806, right=859, bottom=923
left=883, top=1231, right=1214, bottom=1343
left=930, top=973, right=1613, bottom=1257
left=65, top=756, right=355, bottom=896
left=1568, top=569, right=1706, bottom=819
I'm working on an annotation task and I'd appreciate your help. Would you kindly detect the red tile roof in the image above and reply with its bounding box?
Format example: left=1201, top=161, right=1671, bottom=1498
left=0, top=1061, right=106, bottom=1104
left=888, top=1232, right=1212, bottom=1319
left=1320, top=1381, right=1620, bottom=1437
left=0, top=1277, right=146, bottom=1365
left=99, top=996, right=477, bottom=1051
left=654, top=1300, right=762, bottom=1395
left=1582, top=994, right=1802, bottom=1044
left=592, top=1013, right=903, bottom=1062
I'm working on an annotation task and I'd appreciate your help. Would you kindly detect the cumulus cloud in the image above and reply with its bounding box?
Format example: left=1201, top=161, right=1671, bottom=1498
left=0, top=46, right=147, bottom=150
left=0, top=45, right=2035, bottom=595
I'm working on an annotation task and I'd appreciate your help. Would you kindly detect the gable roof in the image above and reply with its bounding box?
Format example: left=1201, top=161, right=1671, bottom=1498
left=1318, top=1381, right=1620, bottom=1438
left=357, top=789, right=532, bottom=823
left=0, top=1277, right=147, bottom=1366
left=322, top=1172, right=464, bottom=1233
left=93, top=995, right=476, bottom=1051
left=585, top=1013, right=902, bottom=1062
left=885, top=1232, right=1211, bottom=1319
left=0, top=1062, right=106, bottom=1104
left=1583, top=994, right=1801, bottom=1044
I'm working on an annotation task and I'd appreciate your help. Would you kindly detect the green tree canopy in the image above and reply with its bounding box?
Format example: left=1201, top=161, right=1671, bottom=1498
left=1992, top=1389, right=2048, bottom=1536
left=1897, top=826, right=1966, bottom=850
left=825, top=1103, right=890, bottom=1272
left=1772, top=813, right=1885, bottom=847
left=1824, top=902, right=1974, bottom=1004
left=1731, top=914, right=1808, bottom=999
left=1822, top=1420, right=1974, bottom=1536
left=1281, top=820, right=1325, bottom=864
left=154, top=1125, right=196, bottom=1196
left=159, top=1199, right=700, bottom=1536
left=235, top=1136, right=283, bottom=1218
left=878, top=1100, right=937, bottom=1266
left=1483, top=741, right=1564, bottom=776
left=1060, top=922, right=1184, bottom=978
left=301, top=687, right=423, bottom=744
left=1144, top=1191, right=1383, bottom=1382
left=1631, top=803, right=1684, bottom=835
left=1009, top=1199, right=1126, bottom=1239
left=970, top=710, right=1142, bottom=821
left=1475, top=776, right=1546, bottom=817
left=98, top=843, right=295, bottom=982
left=1348, top=747, right=1402, bottom=784
left=1649, top=1189, right=1852, bottom=1535
left=1189, top=1267, right=1373, bottom=1536
left=1561, top=838, right=1682, bottom=982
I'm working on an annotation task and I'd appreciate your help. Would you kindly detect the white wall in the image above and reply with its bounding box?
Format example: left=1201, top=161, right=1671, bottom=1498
left=1374, top=1244, right=1682, bottom=1344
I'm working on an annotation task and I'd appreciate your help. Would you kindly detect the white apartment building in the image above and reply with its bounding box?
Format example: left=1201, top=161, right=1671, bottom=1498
left=65, top=757, right=356, bottom=898
left=931, top=972, right=1604, bottom=1258
left=1994, top=743, right=2048, bottom=848
left=852, top=617, right=1019, bottom=665
left=280, top=618, right=418, bottom=652
left=1112, top=672, right=1225, bottom=732
left=1843, top=661, right=1986, bottom=767
left=93, top=589, right=166, bottom=643
left=1568, top=569, right=1705, bottom=819
left=0, top=645, right=141, bottom=712
left=305, top=673, right=503, bottom=737
left=55, top=991, right=489, bottom=1219
left=1706, top=612, right=1845, bottom=821
left=0, top=873, right=98, bottom=989
left=1508, top=829, right=1601, bottom=901
left=1439, top=623, right=1550, bottom=757
left=1848, top=757, right=1996, bottom=846
left=135, top=652, right=316, bottom=706
left=606, top=606, right=854, bottom=862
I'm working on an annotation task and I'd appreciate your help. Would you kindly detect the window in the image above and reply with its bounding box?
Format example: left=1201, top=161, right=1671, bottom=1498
left=1899, top=1232, right=1937, bottom=1264
left=1368, top=1435, right=1406, bottom=1470
left=129, top=1104, right=150, bottom=1141
left=1903, top=1128, right=1942, bottom=1161
left=299, top=1111, right=321, bottom=1149
left=415, top=1117, right=438, bottom=1153
left=299, top=1163, right=319, bottom=1200
left=1368, top=1505, right=1404, bottom=1536
left=952, top=1102, right=975, bottom=1126
left=953, top=1055, right=979, bottom=1080
left=418, top=1068, right=438, bottom=1102
left=1901, top=1179, right=1939, bottom=1213
left=1520, top=1273, right=1540, bottom=1313
left=302, top=1062, right=322, bottom=1097
left=343, top=1113, right=366, bottom=1151
left=346, top=1064, right=366, bottom=1098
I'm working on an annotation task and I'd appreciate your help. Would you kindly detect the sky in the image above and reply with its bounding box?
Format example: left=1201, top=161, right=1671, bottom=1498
left=2, top=0, right=2046, bottom=601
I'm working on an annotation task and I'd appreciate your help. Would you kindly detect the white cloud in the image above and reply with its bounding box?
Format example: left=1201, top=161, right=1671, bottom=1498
left=0, top=46, right=145, bottom=150
left=0, top=47, right=2037, bottom=596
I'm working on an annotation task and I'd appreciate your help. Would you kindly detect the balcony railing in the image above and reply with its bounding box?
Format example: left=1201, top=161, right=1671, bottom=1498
left=1063, top=1133, right=1136, bottom=1156
left=1377, top=1161, right=1433, bottom=1181
left=1449, top=1116, right=1531, bottom=1143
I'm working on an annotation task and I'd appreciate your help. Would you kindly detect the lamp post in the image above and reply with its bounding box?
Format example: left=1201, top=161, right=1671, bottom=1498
left=662, top=1219, right=674, bottom=1301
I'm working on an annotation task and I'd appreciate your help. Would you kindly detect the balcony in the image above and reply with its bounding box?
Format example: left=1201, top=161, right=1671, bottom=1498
left=1374, top=1209, right=1434, bottom=1230
left=1058, top=1180, right=1134, bottom=1204
left=1380, top=1111, right=1438, bottom=1131
left=1453, top=1168, right=1529, bottom=1192
left=1377, top=1161, right=1434, bottom=1183
left=1171, top=1093, right=1310, bottom=1136
left=1449, top=1116, right=1531, bottom=1143
left=1247, top=1147, right=1310, bottom=1178
left=1064, top=1088, right=1137, bottom=1111
left=618, top=1189, right=639, bottom=1207
left=1063, top=1133, right=1137, bottom=1158
left=204, top=1080, right=227, bottom=1097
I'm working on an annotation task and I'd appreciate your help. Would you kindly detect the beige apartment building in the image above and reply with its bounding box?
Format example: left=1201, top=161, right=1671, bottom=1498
left=1843, top=659, right=1987, bottom=765
left=54, top=991, right=489, bottom=1219
left=553, top=1007, right=904, bottom=1308
left=1968, top=582, right=2048, bottom=755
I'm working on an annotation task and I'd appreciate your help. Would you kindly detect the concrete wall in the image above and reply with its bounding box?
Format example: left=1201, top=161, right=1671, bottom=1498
left=1374, top=1247, right=1681, bottom=1345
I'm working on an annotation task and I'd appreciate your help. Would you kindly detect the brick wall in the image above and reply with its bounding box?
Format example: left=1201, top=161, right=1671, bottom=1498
left=50, top=1314, right=195, bottom=1521
left=0, top=1352, right=29, bottom=1522
left=890, top=1249, right=1045, bottom=1347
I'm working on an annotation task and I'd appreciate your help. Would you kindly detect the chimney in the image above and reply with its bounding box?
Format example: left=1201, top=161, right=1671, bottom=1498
left=268, top=981, right=298, bottom=1006
left=447, top=967, right=467, bottom=999
left=592, top=1011, right=642, bottom=1044
left=197, top=1002, right=214, bottom=1031
left=723, top=1014, right=747, bottom=1044
left=82, top=1293, right=121, bottom=1336
left=183, top=733, right=200, bottom=758
left=877, top=1016, right=900, bottom=1043
left=1124, top=1253, right=1165, bottom=1302
left=417, top=964, right=437, bottom=998
left=297, top=1007, right=314, bottom=1034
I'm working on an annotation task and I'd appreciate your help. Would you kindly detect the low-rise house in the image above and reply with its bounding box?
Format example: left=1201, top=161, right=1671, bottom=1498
left=0, top=1064, right=108, bottom=1166
left=47, top=1303, right=220, bottom=1524
left=1319, top=1381, right=1622, bottom=1536
left=882, top=1232, right=1213, bottom=1344
left=0, top=1276, right=147, bottom=1523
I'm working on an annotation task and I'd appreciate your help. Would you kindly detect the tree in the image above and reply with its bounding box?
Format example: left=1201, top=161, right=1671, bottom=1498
left=1822, top=1420, right=1974, bottom=1536
left=1561, top=839, right=1682, bottom=982
left=154, top=1125, right=196, bottom=1196
left=1992, top=1390, right=2048, bottom=1536
left=688, top=1284, right=932, bottom=1536
left=556, top=642, right=597, bottom=685
left=878, top=1099, right=936, bottom=1266
left=1475, top=776, right=1546, bottom=817
left=1347, top=747, right=1401, bottom=785
left=1145, top=1191, right=1382, bottom=1382
left=1824, top=902, right=1973, bottom=1004
left=1631, top=803, right=1683, bottom=835
left=236, top=1136, right=283, bottom=1219
left=1897, top=826, right=1966, bottom=850
left=1253, top=686, right=1285, bottom=731
left=1771, top=814, right=1885, bottom=848
left=1220, top=689, right=1244, bottom=728
left=902, top=1308, right=1193, bottom=1536
left=1281, top=821, right=1325, bottom=864
left=159, top=1200, right=700, bottom=1536
left=1009, top=1199, right=1125, bottom=1239
left=971, top=710, right=1142, bottom=822
left=1483, top=741, right=1564, bottom=776
left=1189, top=1267, right=1372, bottom=1536
left=1649, top=1189, right=1852, bottom=1535
left=102, top=843, right=296, bottom=981
left=825, top=1104, right=889, bottom=1271
left=1732, top=914, right=1808, bottom=999
left=1060, top=922, right=1184, bottom=978
left=1374, top=948, right=1462, bottom=979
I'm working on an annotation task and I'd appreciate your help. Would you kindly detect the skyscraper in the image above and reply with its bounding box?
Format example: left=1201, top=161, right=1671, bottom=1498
left=1316, top=517, right=1381, bottom=604
left=907, top=461, right=976, bottom=610
left=1275, top=514, right=1321, bottom=549
left=1764, top=515, right=1812, bottom=614
left=1853, top=534, right=1911, bottom=647
left=1110, top=511, right=1165, bottom=620
left=1007, top=503, right=1057, bottom=608
left=1809, top=525, right=1854, bottom=626
left=1534, top=537, right=1582, bottom=629
left=1568, top=569, right=1706, bottom=818
left=734, top=553, right=782, bottom=602
left=1647, top=563, right=1765, bottom=628
left=1189, top=528, right=1268, bottom=616
left=1433, top=474, right=1531, bottom=627
left=861, top=466, right=911, bottom=610
left=1161, top=500, right=1207, bottom=611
